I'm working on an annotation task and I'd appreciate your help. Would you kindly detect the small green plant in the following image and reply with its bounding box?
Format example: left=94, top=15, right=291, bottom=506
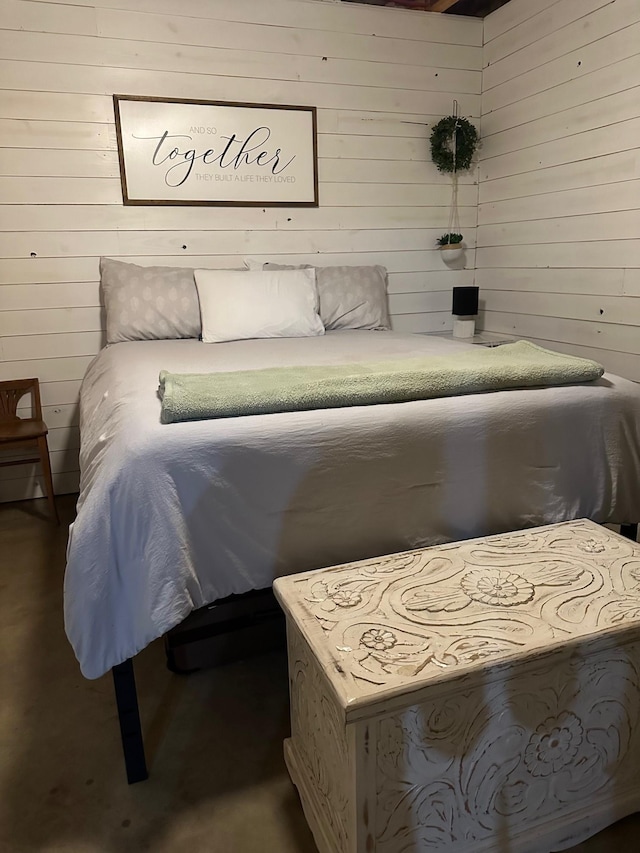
left=437, top=233, right=463, bottom=247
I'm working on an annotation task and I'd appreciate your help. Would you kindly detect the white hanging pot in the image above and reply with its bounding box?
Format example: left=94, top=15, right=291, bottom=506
left=439, top=244, right=464, bottom=263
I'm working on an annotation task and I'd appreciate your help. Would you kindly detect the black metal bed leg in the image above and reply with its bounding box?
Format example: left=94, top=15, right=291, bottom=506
left=112, top=658, right=148, bottom=784
left=621, top=523, right=638, bottom=542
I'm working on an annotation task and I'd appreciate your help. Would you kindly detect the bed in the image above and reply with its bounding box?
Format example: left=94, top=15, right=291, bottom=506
left=65, top=329, right=640, bottom=685
left=64, top=258, right=640, bottom=782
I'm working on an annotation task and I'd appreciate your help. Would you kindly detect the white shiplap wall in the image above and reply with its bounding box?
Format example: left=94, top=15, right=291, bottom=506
left=477, top=0, right=640, bottom=379
left=0, top=0, right=482, bottom=502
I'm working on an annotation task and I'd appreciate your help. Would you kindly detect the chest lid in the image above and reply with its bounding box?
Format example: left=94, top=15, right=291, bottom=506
left=274, top=520, right=640, bottom=723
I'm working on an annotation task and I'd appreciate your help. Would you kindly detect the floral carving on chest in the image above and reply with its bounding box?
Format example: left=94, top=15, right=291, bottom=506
left=523, top=712, right=584, bottom=777
left=373, top=652, right=640, bottom=850
left=294, top=522, right=640, bottom=692
left=460, top=568, right=535, bottom=606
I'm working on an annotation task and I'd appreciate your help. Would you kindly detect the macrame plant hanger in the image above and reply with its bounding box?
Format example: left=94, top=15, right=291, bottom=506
left=446, top=100, right=462, bottom=242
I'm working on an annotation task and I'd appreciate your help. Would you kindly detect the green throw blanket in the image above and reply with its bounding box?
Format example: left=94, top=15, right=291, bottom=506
left=158, top=340, right=604, bottom=424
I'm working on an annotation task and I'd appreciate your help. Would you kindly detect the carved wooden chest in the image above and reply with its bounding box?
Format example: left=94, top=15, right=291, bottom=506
left=274, top=520, right=640, bottom=853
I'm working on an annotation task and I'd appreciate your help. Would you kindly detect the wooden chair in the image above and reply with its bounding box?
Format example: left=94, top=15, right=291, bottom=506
left=0, top=378, right=59, bottom=523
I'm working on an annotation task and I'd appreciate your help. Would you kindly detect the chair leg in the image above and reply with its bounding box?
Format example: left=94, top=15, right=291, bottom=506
left=37, top=434, right=59, bottom=525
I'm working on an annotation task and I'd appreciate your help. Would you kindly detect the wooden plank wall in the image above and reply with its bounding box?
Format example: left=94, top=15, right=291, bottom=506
left=0, top=0, right=482, bottom=502
left=477, top=0, right=640, bottom=379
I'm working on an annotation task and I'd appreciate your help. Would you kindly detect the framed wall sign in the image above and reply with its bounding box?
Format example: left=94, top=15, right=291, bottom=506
left=113, top=95, right=318, bottom=207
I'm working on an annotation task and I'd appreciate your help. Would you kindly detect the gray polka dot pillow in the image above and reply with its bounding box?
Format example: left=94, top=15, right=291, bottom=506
left=100, top=257, right=201, bottom=343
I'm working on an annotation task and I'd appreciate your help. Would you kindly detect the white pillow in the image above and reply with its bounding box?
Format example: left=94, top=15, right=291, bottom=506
left=194, top=268, right=325, bottom=343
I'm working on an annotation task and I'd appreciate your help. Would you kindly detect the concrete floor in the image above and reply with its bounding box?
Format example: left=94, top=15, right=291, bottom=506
left=1, top=494, right=640, bottom=853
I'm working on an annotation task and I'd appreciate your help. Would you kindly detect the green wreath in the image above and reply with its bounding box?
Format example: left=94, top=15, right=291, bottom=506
left=430, top=116, right=479, bottom=173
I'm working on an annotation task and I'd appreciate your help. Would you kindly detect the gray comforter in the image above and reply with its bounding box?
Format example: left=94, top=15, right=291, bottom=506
left=64, top=331, right=640, bottom=678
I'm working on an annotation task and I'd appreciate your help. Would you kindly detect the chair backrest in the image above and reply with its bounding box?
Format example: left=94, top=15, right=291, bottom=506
left=0, top=378, right=43, bottom=424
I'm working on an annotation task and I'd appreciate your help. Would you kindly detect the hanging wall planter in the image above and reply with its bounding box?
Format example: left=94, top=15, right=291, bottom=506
left=437, top=232, right=464, bottom=263
left=430, top=104, right=479, bottom=269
